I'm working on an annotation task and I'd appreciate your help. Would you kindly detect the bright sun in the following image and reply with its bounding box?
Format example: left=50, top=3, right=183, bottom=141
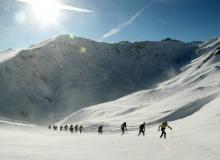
left=16, top=0, right=93, bottom=27
left=30, top=0, right=61, bottom=26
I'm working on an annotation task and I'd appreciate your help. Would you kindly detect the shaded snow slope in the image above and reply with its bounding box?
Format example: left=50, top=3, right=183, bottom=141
left=60, top=37, right=220, bottom=134
left=0, top=35, right=198, bottom=124
left=0, top=37, right=220, bottom=160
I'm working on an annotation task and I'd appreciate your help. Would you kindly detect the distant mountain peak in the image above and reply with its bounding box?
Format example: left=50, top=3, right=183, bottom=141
left=161, top=37, right=182, bottom=43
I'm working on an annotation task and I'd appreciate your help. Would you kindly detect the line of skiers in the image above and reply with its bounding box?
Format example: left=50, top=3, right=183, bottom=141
left=120, top=121, right=172, bottom=138
left=48, top=124, right=84, bottom=134
left=48, top=121, right=172, bottom=138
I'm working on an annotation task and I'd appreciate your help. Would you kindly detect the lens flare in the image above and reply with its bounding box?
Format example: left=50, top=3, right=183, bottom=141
left=80, top=47, right=87, bottom=54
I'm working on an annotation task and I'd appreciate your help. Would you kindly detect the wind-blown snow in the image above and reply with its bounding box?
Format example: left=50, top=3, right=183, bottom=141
left=0, top=38, right=220, bottom=160
left=0, top=35, right=198, bottom=124
left=0, top=49, right=18, bottom=63
left=60, top=37, right=220, bottom=134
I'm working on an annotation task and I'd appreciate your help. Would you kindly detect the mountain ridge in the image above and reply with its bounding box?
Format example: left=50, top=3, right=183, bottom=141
left=0, top=35, right=204, bottom=124
left=59, top=37, right=220, bottom=131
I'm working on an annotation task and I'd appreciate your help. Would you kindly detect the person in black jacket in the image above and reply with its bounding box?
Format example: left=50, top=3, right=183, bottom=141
left=79, top=125, right=84, bottom=134
left=138, top=122, right=146, bottom=136
left=75, top=124, right=78, bottom=132
left=98, top=125, right=103, bottom=135
left=60, top=126, right=63, bottom=131
left=64, top=124, right=68, bottom=131
left=53, top=125, right=58, bottom=131
left=121, top=122, right=128, bottom=135
left=70, top=124, right=74, bottom=133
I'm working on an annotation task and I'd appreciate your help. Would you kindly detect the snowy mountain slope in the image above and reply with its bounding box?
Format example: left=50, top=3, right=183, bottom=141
left=0, top=35, right=198, bottom=124
left=0, top=38, right=219, bottom=160
left=0, top=49, right=18, bottom=63
left=60, top=37, right=220, bottom=135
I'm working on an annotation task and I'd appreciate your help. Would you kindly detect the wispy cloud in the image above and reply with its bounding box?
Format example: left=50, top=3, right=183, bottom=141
left=59, top=4, right=94, bottom=13
left=17, top=0, right=94, bottom=13
left=102, top=4, right=150, bottom=39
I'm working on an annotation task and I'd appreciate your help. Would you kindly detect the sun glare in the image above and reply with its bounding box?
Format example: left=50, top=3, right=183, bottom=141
left=30, top=0, right=61, bottom=26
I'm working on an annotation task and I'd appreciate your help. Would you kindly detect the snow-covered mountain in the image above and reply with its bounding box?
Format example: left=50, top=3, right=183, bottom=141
left=59, top=37, right=220, bottom=134
left=0, top=35, right=199, bottom=124
left=0, top=37, right=220, bottom=160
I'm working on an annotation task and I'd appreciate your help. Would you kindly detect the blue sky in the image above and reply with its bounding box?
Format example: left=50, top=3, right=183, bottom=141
left=0, top=0, right=219, bottom=51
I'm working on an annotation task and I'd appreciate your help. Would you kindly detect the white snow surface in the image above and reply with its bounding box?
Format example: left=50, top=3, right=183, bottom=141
left=59, top=37, right=220, bottom=129
left=0, top=49, right=18, bottom=63
left=0, top=37, right=220, bottom=159
left=0, top=35, right=199, bottom=123
left=1, top=115, right=220, bottom=160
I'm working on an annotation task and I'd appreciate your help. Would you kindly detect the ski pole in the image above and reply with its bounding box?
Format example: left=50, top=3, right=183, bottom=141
left=171, top=129, right=174, bottom=139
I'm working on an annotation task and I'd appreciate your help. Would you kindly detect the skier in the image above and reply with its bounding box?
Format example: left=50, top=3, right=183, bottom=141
left=64, top=124, right=68, bottom=131
left=48, top=125, right=51, bottom=129
left=138, top=122, right=146, bottom=136
left=70, top=124, right=74, bottom=133
left=98, top=125, right=103, bottom=135
left=123, top=122, right=127, bottom=131
left=121, top=122, right=127, bottom=135
left=75, top=124, right=78, bottom=132
left=53, top=125, right=57, bottom=131
left=60, top=126, right=63, bottom=131
left=79, top=125, right=84, bottom=134
left=158, top=121, right=172, bottom=139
